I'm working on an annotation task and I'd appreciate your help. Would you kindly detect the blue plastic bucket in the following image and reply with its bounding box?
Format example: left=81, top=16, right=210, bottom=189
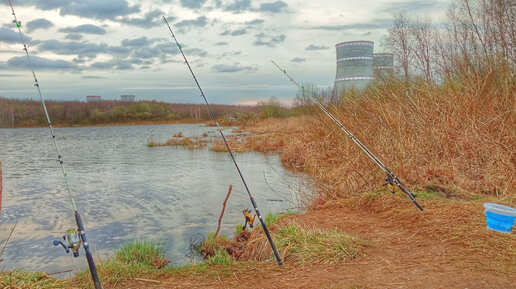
left=483, top=203, right=516, bottom=233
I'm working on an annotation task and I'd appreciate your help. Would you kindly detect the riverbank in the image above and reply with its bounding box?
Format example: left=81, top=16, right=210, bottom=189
left=2, top=193, right=514, bottom=288
left=0, top=119, right=209, bottom=129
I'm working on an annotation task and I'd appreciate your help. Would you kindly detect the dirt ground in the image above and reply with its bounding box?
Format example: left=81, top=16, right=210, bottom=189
left=112, top=195, right=516, bottom=289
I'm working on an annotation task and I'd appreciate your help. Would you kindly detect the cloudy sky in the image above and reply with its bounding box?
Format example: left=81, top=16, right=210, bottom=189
left=0, top=0, right=449, bottom=105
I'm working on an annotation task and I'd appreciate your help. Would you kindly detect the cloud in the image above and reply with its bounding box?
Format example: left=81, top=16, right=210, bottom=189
left=121, top=37, right=160, bottom=47
left=151, top=42, right=206, bottom=62
left=132, top=48, right=156, bottom=59
left=0, top=28, right=29, bottom=43
left=72, top=57, right=86, bottom=64
left=153, top=42, right=180, bottom=56
left=7, top=56, right=79, bottom=70
left=17, top=0, right=139, bottom=19
left=305, top=44, right=329, bottom=51
left=380, top=1, right=446, bottom=14
left=220, top=28, right=248, bottom=36
left=25, top=19, right=54, bottom=33
left=180, top=0, right=207, bottom=9
left=90, top=59, right=134, bottom=70
left=245, top=19, right=265, bottom=26
left=82, top=75, right=106, bottom=79
left=120, top=10, right=166, bottom=29
left=211, top=63, right=256, bottom=73
left=186, top=48, right=208, bottom=57
left=36, top=40, right=131, bottom=59
left=59, top=24, right=106, bottom=35
left=65, top=34, right=83, bottom=41
left=253, top=33, right=286, bottom=47
left=217, top=51, right=242, bottom=59
left=311, top=19, right=392, bottom=30
left=224, top=0, right=252, bottom=12
left=63, top=0, right=139, bottom=19
left=258, top=1, right=288, bottom=13
left=175, top=16, right=208, bottom=31
left=215, top=41, right=228, bottom=46
left=291, top=57, right=306, bottom=63
left=14, top=0, right=65, bottom=10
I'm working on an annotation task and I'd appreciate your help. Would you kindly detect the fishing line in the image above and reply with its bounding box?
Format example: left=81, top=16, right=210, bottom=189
left=162, top=16, right=283, bottom=265
left=271, top=60, right=423, bottom=211
left=8, top=1, right=103, bottom=287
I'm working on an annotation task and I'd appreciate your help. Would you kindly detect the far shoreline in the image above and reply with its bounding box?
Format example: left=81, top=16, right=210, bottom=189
left=0, top=119, right=215, bottom=130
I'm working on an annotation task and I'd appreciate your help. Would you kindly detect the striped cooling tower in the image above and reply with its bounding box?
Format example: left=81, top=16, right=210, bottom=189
left=373, top=53, right=394, bottom=79
left=333, top=41, right=374, bottom=97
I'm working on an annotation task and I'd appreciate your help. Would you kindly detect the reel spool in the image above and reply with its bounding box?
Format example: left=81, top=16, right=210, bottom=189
left=53, top=229, right=82, bottom=257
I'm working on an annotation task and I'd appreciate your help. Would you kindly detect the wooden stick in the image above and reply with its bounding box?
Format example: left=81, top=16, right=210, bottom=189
left=214, top=184, right=232, bottom=237
left=48, top=269, right=73, bottom=275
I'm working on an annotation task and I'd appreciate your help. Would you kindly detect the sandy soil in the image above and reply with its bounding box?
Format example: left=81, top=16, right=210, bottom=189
left=112, top=195, right=516, bottom=289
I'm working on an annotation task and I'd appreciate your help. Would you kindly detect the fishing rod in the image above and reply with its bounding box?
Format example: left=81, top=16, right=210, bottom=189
left=8, top=1, right=103, bottom=287
left=271, top=60, right=423, bottom=211
left=162, top=16, right=283, bottom=265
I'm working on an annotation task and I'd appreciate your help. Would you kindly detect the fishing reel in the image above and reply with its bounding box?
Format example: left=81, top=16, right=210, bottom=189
left=242, top=209, right=256, bottom=230
left=53, top=229, right=82, bottom=257
left=384, top=174, right=396, bottom=194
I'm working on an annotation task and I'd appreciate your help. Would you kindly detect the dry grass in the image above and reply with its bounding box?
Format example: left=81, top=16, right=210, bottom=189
left=241, top=224, right=366, bottom=264
left=148, top=137, right=207, bottom=149
left=0, top=271, right=65, bottom=288
left=240, top=78, right=515, bottom=200
left=199, top=222, right=366, bottom=265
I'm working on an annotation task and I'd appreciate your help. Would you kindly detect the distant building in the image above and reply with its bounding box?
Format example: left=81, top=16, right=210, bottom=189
left=86, top=95, right=101, bottom=102
left=120, top=95, right=135, bottom=102
left=373, top=53, right=394, bottom=79
left=332, top=41, right=395, bottom=97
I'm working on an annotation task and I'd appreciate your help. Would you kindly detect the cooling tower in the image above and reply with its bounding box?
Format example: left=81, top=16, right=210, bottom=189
left=333, top=41, right=374, bottom=97
left=373, top=53, right=394, bottom=79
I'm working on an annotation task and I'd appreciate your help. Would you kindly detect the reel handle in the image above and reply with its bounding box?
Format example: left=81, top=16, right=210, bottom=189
left=53, top=240, right=70, bottom=254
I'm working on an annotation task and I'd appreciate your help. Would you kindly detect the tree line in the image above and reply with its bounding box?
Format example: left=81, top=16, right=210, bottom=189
left=0, top=98, right=262, bottom=128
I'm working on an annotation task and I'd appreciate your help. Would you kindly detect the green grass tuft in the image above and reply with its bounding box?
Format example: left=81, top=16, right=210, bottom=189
left=235, top=224, right=243, bottom=235
left=73, top=240, right=170, bottom=288
left=274, top=224, right=367, bottom=264
left=115, top=240, right=169, bottom=268
left=265, top=211, right=297, bottom=227
left=207, top=249, right=233, bottom=265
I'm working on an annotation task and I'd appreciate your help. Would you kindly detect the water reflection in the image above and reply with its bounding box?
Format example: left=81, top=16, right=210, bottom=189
left=0, top=124, right=308, bottom=276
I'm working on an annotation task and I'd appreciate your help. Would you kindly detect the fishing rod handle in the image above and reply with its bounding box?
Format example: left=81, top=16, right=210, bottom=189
left=398, top=187, right=424, bottom=211
left=75, top=212, right=103, bottom=289
left=250, top=197, right=283, bottom=265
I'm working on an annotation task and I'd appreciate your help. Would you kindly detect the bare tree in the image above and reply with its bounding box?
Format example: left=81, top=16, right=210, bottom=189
left=411, top=17, right=434, bottom=81
left=383, top=13, right=414, bottom=82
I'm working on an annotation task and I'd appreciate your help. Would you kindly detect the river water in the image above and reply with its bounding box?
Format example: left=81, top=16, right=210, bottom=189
left=0, top=124, right=308, bottom=276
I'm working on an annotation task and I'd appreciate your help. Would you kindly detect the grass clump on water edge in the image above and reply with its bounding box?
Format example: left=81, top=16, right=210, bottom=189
left=74, top=240, right=170, bottom=288
left=264, top=211, right=297, bottom=227
left=0, top=270, right=65, bottom=288
left=207, top=249, right=234, bottom=265
left=274, top=224, right=367, bottom=264
left=115, top=240, right=170, bottom=268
